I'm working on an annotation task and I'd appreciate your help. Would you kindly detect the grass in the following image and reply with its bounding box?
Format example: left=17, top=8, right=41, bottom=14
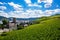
left=0, top=15, right=60, bottom=40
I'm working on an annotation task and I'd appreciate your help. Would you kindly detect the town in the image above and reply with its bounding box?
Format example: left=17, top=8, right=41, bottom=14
left=0, top=18, right=33, bottom=34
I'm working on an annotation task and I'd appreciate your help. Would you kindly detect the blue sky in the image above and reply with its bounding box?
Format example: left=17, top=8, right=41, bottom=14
left=0, top=0, right=60, bottom=18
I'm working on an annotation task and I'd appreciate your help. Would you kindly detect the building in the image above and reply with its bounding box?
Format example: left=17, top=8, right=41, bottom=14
left=8, top=18, right=17, bottom=30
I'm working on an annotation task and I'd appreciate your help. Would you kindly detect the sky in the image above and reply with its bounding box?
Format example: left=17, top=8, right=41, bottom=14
left=0, top=0, right=60, bottom=18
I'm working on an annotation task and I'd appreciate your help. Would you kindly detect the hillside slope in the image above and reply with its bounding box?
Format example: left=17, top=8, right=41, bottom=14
left=0, top=15, right=60, bottom=40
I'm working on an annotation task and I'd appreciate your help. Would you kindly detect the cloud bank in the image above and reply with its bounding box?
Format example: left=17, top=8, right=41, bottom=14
left=0, top=0, right=60, bottom=18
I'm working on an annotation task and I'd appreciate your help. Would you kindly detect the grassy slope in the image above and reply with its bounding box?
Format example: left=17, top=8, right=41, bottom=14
left=33, top=14, right=60, bottom=24
left=0, top=15, right=60, bottom=40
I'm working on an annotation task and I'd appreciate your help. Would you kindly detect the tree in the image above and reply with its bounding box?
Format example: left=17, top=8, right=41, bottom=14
left=1, top=19, right=9, bottom=29
left=2, top=19, right=9, bottom=25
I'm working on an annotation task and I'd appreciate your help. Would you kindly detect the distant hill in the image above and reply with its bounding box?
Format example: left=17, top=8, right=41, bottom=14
left=0, top=14, right=60, bottom=21
left=0, top=16, right=6, bottom=20
left=0, top=16, right=38, bottom=21
left=0, top=14, right=60, bottom=40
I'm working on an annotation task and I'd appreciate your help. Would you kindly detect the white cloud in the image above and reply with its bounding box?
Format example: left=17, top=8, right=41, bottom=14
left=24, top=0, right=31, bottom=4
left=0, top=2, right=3, bottom=4
left=44, top=10, right=54, bottom=16
left=0, top=6, right=7, bottom=10
left=24, top=0, right=32, bottom=6
left=38, top=0, right=53, bottom=4
left=0, top=11, right=8, bottom=17
left=0, top=9, right=60, bottom=18
left=46, top=0, right=53, bottom=4
left=26, top=9, right=60, bottom=18
left=28, top=3, right=42, bottom=7
left=25, top=0, right=53, bottom=8
left=8, top=11, right=20, bottom=18
left=44, top=3, right=51, bottom=8
left=8, top=2, right=23, bottom=11
left=0, top=2, right=6, bottom=4
left=0, top=0, right=59, bottom=18
left=24, top=0, right=42, bottom=8
left=8, top=11, right=30, bottom=18
left=44, top=9, right=60, bottom=16
left=26, top=9, right=44, bottom=18
left=54, top=9, right=60, bottom=13
left=38, top=0, right=53, bottom=8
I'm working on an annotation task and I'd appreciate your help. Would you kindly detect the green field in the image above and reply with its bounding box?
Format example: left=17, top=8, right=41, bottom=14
left=0, top=15, right=60, bottom=40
